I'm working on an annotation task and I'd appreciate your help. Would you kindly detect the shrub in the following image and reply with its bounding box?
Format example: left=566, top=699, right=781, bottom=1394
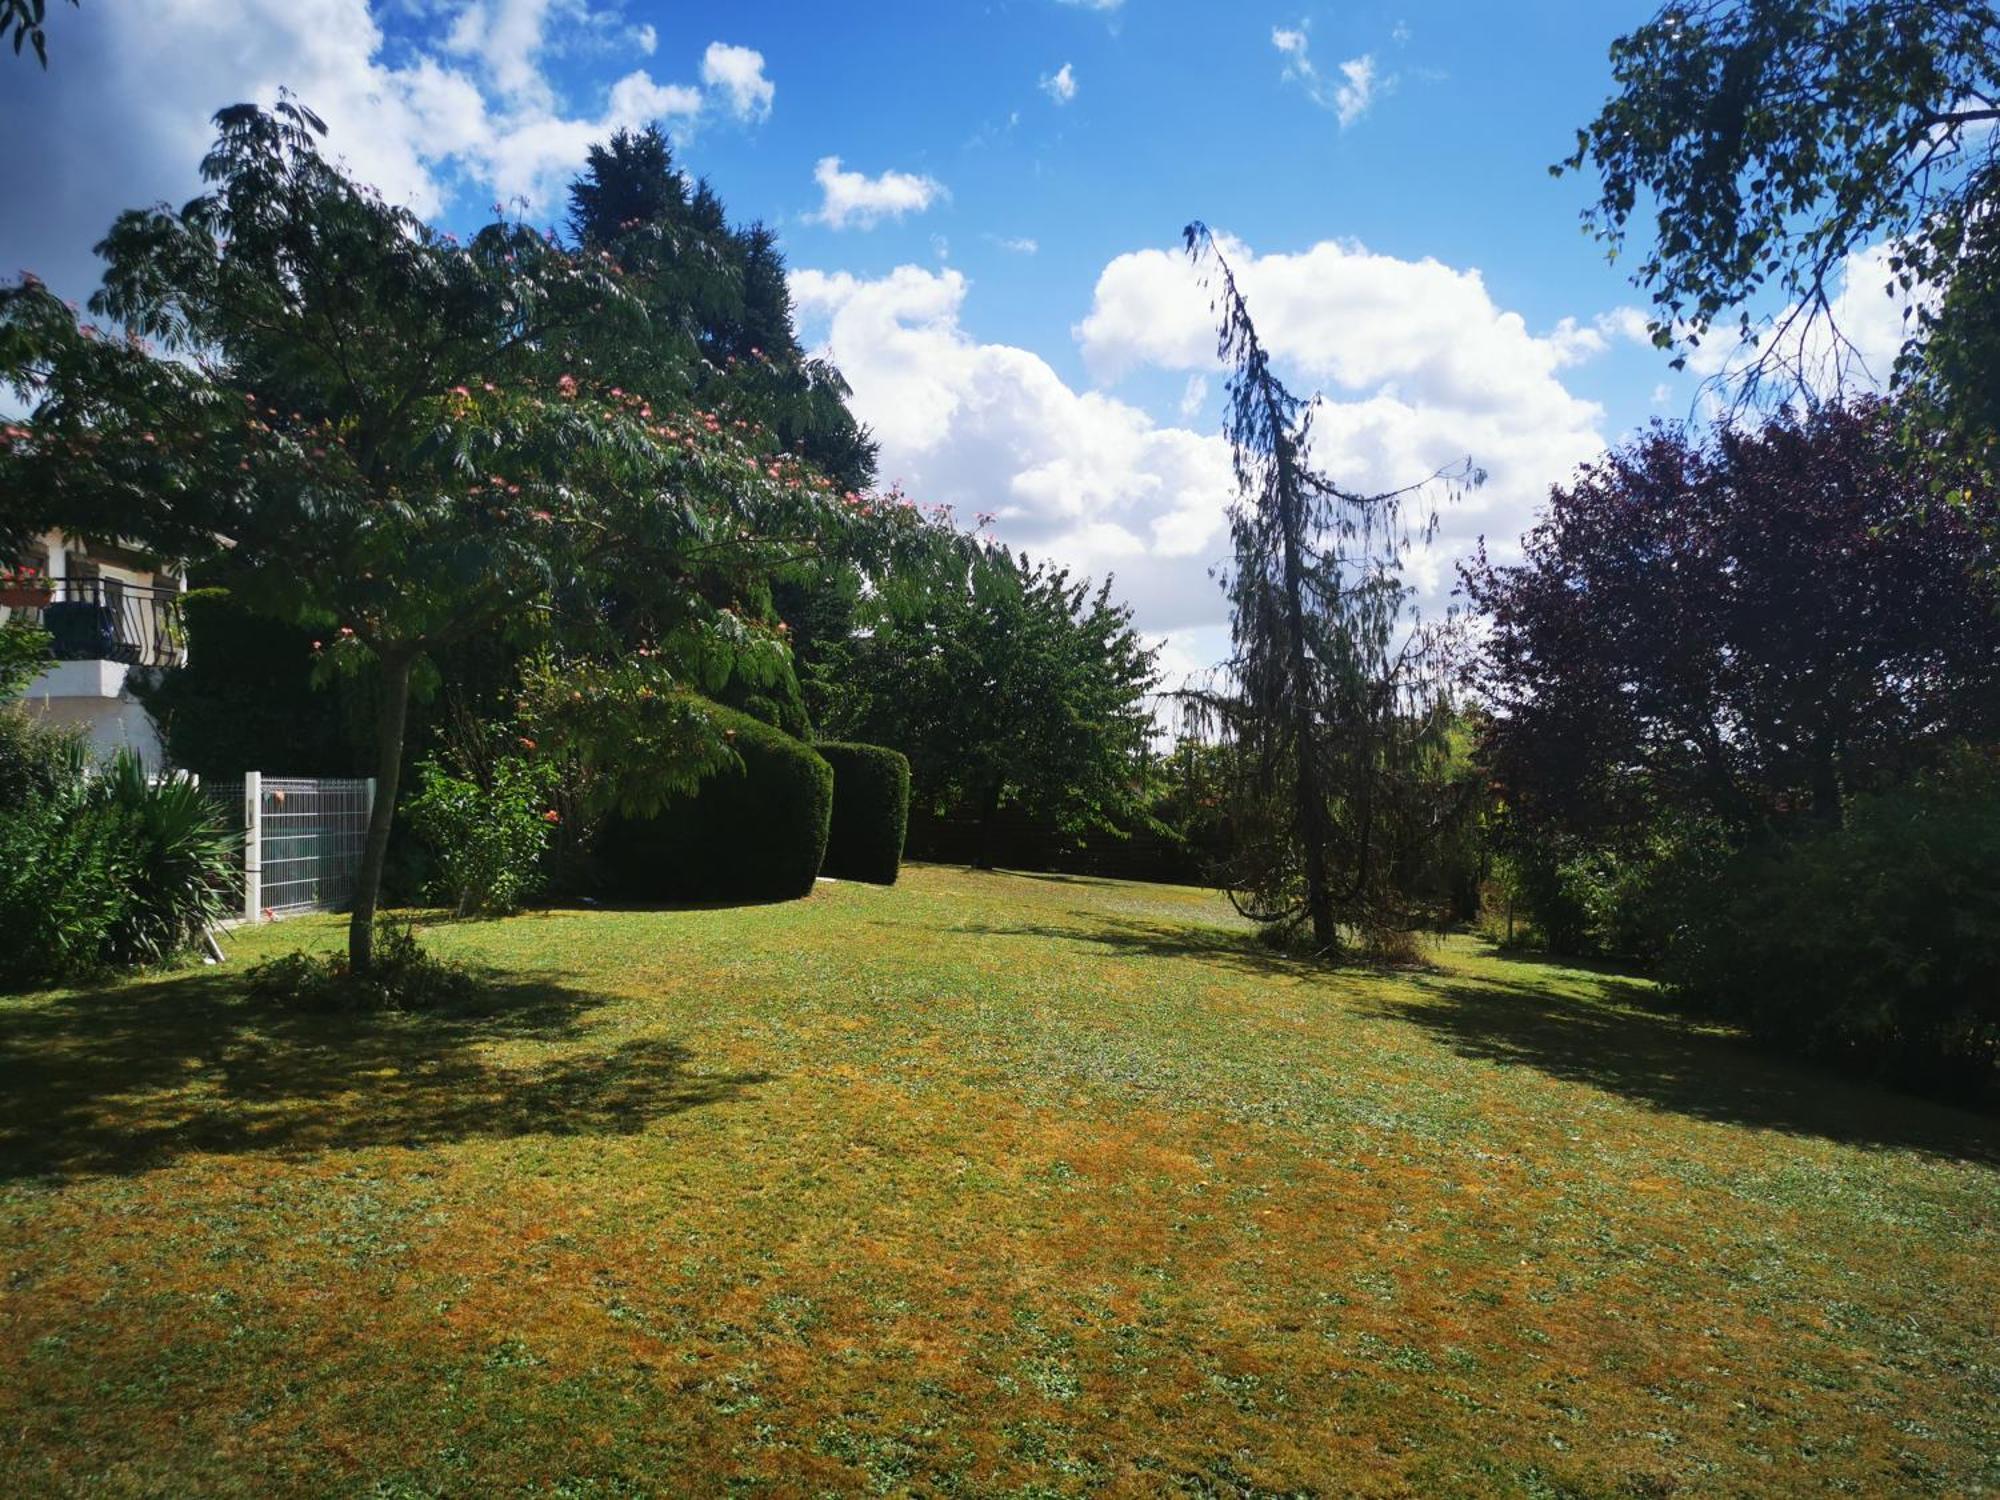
left=132, top=589, right=364, bottom=777
left=816, top=741, right=911, bottom=885
left=1664, top=748, right=2000, bottom=1101
left=0, top=777, right=132, bottom=985
left=248, top=920, right=478, bottom=1012
left=405, top=755, right=555, bottom=916
left=0, top=618, right=52, bottom=702
left=599, top=702, right=833, bottom=902
left=0, top=744, right=239, bottom=986
left=1482, top=841, right=1632, bottom=957
left=1488, top=821, right=1726, bottom=964
left=0, top=701, right=85, bottom=811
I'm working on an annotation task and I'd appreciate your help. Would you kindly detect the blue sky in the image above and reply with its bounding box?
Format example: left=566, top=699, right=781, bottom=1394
left=2, top=0, right=1725, bottom=674
left=638, top=0, right=1671, bottom=406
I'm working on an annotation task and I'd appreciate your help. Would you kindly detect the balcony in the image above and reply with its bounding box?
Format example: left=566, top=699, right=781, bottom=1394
left=5, top=576, right=186, bottom=672
left=3, top=580, right=186, bottom=712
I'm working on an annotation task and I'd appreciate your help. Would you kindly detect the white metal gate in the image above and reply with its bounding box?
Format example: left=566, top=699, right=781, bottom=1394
left=204, top=773, right=375, bottom=919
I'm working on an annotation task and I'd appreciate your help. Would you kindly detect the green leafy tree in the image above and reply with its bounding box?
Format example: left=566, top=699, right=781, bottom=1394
left=1665, top=745, right=2000, bottom=1099
left=0, top=101, right=845, bottom=972
left=1566, top=2, right=2000, bottom=456
left=1178, top=224, right=1475, bottom=955
left=816, top=542, right=1159, bottom=869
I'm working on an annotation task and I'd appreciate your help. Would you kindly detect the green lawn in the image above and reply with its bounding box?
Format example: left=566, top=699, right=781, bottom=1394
left=3, top=866, right=1996, bottom=1497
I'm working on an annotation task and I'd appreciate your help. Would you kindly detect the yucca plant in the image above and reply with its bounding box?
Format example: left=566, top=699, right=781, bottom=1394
left=2, top=742, right=243, bottom=987
left=93, top=751, right=240, bottom=966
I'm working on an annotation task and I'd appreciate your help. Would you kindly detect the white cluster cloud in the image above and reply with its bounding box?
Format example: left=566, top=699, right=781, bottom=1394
left=1042, top=62, right=1079, bottom=105
left=1078, top=236, right=1634, bottom=597
left=0, top=0, right=772, bottom=302
left=701, top=42, right=775, bottom=123
left=791, top=264, right=1236, bottom=634
left=807, top=157, right=948, bottom=230
left=445, top=0, right=564, bottom=109
left=794, top=234, right=1633, bottom=660
left=1273, top=24, right=1379, bottom=127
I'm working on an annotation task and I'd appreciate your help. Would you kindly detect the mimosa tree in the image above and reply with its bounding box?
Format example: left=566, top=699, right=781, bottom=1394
left=0, top=101, right=866, bottom=972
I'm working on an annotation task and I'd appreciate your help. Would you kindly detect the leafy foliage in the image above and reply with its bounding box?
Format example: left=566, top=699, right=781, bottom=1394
left=1666, top=747, right=2000, bottom=1100
left=815, top=543, right=1158, bottom=869
left=0, top=699, right=80, bottom=808
left=0, top=101, right=851, bottom=971
left=1133, top=736, right=1236, bottom=885
left=0, top=745, right=238, bottom=986
left=598, top=700, right=833, bottom=903
left=405, top=755, right=556, bottom=918
left=1486, top=816, right=1730, bottom=964
left=565, top=125, right=878, bottom=495
left=131, top=588, right=364, bottom=776
left=1464, top=401, right=2000, bottom=837
left=1176, top=224, right=1477, bottom=954
left=0, top=617, right=50, bottom=700
left=100, top=752, right=241, bottom=965
left=1565, top=1, right=2000, bottom=452
left=514, top=654, right=745, bottom=824
left=0, top=746, right=125, bottom=987
left=816, top=741, right=912, bottom=885
left=2, top=0, right=74, bottom=67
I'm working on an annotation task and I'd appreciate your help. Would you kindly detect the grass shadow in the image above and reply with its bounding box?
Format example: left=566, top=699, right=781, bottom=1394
left=947, top=912, right=1458, bottom=982
left=935, top=912, right=1324, bottom=982
left=1384, top=970, right=2000, bottom=1165
left=955, top=910, right=2000, bottom=1163
left=0, top=965, right=769, bottom=1183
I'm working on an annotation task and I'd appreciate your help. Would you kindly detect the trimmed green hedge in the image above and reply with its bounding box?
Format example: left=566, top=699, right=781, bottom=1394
left=817, top=741, right=911, bottom=885
left=600, top=702, right=832, bottom=903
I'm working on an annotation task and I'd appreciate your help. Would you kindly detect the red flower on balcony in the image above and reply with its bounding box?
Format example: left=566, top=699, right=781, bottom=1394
left=0, top=565, right=53, bottom=608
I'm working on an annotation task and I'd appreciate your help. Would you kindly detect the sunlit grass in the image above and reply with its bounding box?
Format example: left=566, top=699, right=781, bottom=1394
left=3, top=865, right=1996, bottom=1495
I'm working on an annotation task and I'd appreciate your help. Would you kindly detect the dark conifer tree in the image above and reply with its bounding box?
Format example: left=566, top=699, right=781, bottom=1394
left=564, top=128, right=877, bottom=495
left=1180, top=223, right=1476, bottom=955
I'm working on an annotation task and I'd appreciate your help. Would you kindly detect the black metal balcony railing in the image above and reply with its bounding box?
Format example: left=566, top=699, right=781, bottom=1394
left=4, top=576, right=186, bottom=669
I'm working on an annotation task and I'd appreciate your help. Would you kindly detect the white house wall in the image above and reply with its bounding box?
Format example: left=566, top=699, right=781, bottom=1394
left=24, top=689, right=166, bottom=768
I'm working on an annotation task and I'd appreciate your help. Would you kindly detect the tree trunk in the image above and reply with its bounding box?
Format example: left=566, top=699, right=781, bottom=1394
left=972, top=778, right=1003, bottom=870
left=1294, top=732, right=1337, bottom=951
left=1272, top=429, right=1337, bottom=954
left=348, top=650, right=415, bottom=974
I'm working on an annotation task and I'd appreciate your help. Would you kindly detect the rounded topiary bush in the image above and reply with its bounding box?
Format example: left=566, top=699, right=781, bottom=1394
left=817, top=741, right=912, bottom=885
left=600, top=702, right=833, bottom=903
